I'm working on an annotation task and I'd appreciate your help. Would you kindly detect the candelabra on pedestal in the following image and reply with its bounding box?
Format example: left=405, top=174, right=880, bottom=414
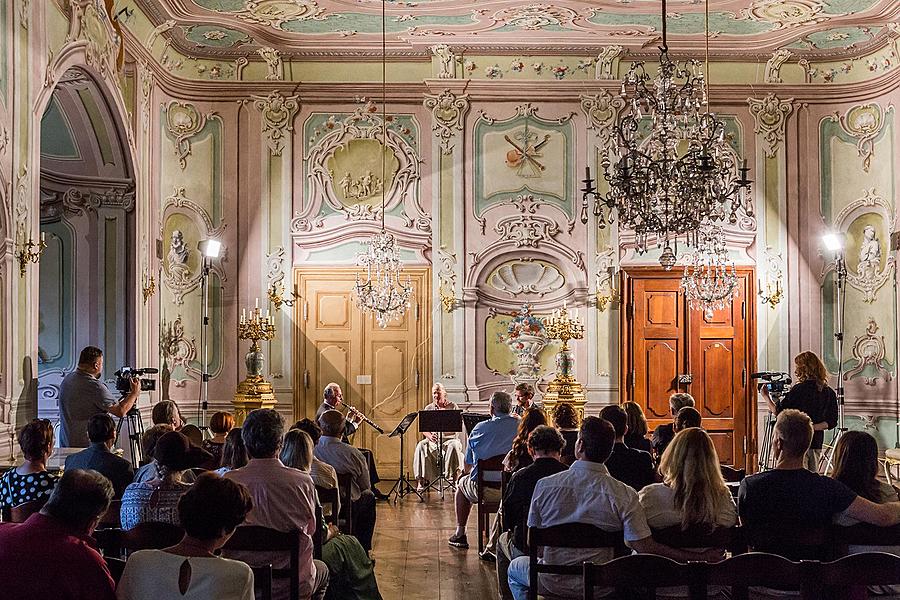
left=542, top=303, right=587, bottom=424
left=233, top=301, right=277, bottom=425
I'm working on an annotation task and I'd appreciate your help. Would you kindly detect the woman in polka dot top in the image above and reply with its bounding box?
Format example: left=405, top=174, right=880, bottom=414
left=0, top=419, right=58, bottom=511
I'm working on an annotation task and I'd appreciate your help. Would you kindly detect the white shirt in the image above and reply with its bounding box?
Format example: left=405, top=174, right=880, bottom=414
left=116, top=549, right=254, bottom=600
left=528, top=460, right=651, bottom=598
left=314, top=436, right=370, bottom=501
left=638, top=483, right=737, bottom=530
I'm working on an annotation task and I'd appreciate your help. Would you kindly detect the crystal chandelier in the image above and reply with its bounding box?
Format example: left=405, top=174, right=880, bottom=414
left=681, top=222, right=739, bottom=318
left=580, top=0, right=752, bottom=269
left=352, top=0, right=412, bottom=328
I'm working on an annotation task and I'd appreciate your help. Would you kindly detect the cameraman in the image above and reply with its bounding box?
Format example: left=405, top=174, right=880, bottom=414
left=59, top=346, right=140, bottom=447
left=760, top=351, right=838, bottom=471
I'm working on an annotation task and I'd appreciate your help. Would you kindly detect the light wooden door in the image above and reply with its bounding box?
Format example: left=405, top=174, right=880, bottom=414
left=295, top=268, right=431, bottom=478
left=622, top=269, right=756, bottom=468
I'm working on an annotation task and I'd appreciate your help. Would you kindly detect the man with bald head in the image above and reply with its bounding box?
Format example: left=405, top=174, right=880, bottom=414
left=315, top=409, right=377, bottom=552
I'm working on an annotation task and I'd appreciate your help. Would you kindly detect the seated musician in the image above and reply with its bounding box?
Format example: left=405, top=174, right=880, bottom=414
left=413, top=383, right=464, bottom=492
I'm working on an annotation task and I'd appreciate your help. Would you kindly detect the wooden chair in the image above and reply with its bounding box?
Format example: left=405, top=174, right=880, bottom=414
left=583, top=554, right=707, bottom=600
left=336, top=472, right=354, bottom=533
left=651, top=524, right=734, bottom=550
left=312, top=504, right=324, bottom=560
left=104, top=556, right=127, bottom=585
left=706, top=552, right=818, bottom=600
left=94, top=528, right=125, bottom=558
left=476, top=454, right=506, bottom=553
left=122, top=521, right=185, bottom=552
left=251, top=564, right=273, bottom=600
left=9, top=497, right=48, bottom=523
left=98, top=499, right=121, bottom=529
left=745, top=525, right=832, bottom=561
left=720, top=465, right=746, bottom=483
left=819, top=551, right=900, bottom=600
left=315, top=485, right=340, bottom=525
left=526, top=523, right=626, bottom=600
left=223, top=526, right=301, bottom=600
left=831, top=522, right=900, bottom=552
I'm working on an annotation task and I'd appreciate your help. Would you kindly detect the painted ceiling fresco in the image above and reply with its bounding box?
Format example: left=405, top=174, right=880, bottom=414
left=134, top=0, right=900, bottom=58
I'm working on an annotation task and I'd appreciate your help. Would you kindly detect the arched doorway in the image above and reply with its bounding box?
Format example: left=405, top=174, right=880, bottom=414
left=37, top=67, right=136, bottom=422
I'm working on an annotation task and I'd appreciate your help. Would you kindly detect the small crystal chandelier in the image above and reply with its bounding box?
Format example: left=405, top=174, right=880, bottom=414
left=580, top=0, right=752, bottom=269
left=681, top=222, right=739, bottom=318
left=352, top=0, right=412, bottom=328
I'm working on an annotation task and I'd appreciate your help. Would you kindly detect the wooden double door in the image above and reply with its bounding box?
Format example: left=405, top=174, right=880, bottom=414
left=295, top=267, right=431, bottom=478
left=621, top=269, right=757, bottom=468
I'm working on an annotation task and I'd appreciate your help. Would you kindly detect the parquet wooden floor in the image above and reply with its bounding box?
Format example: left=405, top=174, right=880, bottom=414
left=372, top=493, right=499, bottom=599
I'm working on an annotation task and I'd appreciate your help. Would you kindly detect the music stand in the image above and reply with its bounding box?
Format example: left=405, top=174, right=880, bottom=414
left=418, top=409, right=463, bottom=500
left=386, top=411, right=422, bottom=503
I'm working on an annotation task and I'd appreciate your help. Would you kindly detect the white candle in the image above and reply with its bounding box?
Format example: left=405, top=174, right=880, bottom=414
left=255, top=298, right=259, bottom=309
left=242, top=308, right=246, bottom=321
left=266, top=309, right=270, bottom=319
left=40, top=231, right=45, bottom=243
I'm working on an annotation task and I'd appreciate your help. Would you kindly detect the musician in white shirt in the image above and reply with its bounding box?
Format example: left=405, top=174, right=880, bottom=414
left=413, top=383, right=464, bottom=492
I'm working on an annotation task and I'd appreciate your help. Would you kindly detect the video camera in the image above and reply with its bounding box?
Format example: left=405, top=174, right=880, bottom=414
left=115, top=366, right=158, bottom=394
left=750, top=371, right=791, bottom=397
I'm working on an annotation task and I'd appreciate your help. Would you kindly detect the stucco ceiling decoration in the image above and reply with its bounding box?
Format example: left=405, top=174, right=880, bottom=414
left=131, top=0, right=900, bottom=59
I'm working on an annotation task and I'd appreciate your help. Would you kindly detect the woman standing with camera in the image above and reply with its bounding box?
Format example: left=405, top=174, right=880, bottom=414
left=761, top=351, right=838, bottom=471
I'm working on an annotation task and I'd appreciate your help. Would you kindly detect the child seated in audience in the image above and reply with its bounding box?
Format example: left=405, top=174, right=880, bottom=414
left=117, top=473, right=255, bottom=600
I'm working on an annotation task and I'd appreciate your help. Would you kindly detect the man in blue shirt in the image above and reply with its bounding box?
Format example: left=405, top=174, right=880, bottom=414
left=448, top=390, right=519, bottom=550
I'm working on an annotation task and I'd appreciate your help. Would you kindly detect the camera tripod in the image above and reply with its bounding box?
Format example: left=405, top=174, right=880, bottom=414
left=115, top=405, right=145, bottom=469
left=758, top=411, right=776, bottom=471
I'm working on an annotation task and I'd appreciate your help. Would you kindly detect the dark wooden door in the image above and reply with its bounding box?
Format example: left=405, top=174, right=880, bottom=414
left=622, top=269, right=756, bottom=468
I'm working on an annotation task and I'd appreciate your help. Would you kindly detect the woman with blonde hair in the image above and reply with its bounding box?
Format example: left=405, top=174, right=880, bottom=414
left=623, top=401, right=652, bottom=453
left=761, top=351, right=838, bottom=471
left=639, top=428, right=736, bottom=533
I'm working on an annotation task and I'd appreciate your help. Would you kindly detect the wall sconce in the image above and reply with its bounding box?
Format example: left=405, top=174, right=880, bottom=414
left=595, top=266, right=619, bottom=312
left=268, top=281, right=300, bottom=310
left=15, top=230, right=46, bottom=277
left=758, top=278, right=783, bottom=309
left=438, top=282, right=459, bottom=313
left=141, top=270, right=156, bottom=305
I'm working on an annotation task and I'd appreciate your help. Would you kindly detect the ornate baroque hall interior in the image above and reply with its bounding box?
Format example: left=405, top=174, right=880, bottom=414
left=1, top=0, right=900, bottom=599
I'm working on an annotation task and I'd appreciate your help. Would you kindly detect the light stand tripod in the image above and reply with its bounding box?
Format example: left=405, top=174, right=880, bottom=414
left=386, top=412, right=422, bottom=502
left=196, top=239, right=221, bottom=438
left=819, top=248, right=848, bottom=474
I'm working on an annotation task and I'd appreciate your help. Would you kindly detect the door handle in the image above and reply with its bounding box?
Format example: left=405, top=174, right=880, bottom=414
left=677, top=374, right=693, bottom=385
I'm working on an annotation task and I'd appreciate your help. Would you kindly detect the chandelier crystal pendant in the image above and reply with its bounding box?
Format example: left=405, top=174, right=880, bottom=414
left=681, top=222, right=739, bottom=318
left=352, top=0, right=412, bottom=328
left=580, top=0, right=752, bottom=269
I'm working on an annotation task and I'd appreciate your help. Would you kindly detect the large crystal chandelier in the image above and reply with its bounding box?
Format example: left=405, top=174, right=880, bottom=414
left=352, top=0, right=412, bottom=328
left=681, top=222, right=739, bottom=318
left=581, top=0, right=752, bottom=268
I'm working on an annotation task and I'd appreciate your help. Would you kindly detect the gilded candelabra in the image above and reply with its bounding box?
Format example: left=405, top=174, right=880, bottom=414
left=234, top=301, right=277, bottom=424
left=542, top=303, right=587, bottom=423
left=15, top=231, right=46, bottom=277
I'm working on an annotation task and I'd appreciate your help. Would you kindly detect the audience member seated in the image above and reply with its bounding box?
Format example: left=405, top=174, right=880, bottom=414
left=413, top=383, right=464, bottom=492
left=497, top=425, right=568, bottom=600
left=639, top=428, right=736, bottom=534
left=201, top=411, right=234, bottom=469
left=315, top=410, right=377, bottom=553
left=448, top=391, right=519, bottom=550
left=652, top=393, right=695, bottom=460
left=674, top=406, right=702, bottom=432
left=552, top=402, right=580, bottom=466
left=0, top=419, right=58, bottom=512
left=293, top=419, right=339, bottom=492
left=503, top=407, right=547, bottom=473
left=65, top=414, right=134, bottom=498
left=512, top=383, right=541, bottom=416
left=224, top=409, right=329, bottom=600
left=152, top=400, right=185, bottom=431
left=215, top=427, right=248, bottom=476
left=623, top=401, right=653, bottom=453
left=117, top=473, right=255, bottom=600
left=121, top=431, right=211, bottom=530
left=0, top=469, right=116, bottom=600
left=507, top=417, right=722, bottom=600
left=133, top=424, right=176, bottom=483
left=600, top=404, right=656, bottom=492
left=282, top=428, right=339, bottom=516
left=738, top=409, right=900, bottom=560
left=281, top=428, right=381, bottom=600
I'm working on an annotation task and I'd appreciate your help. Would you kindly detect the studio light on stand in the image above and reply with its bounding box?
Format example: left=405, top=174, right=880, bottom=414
left=197, top=239, right=222, bottom=436
left=821, top=231, right=847, bottom=473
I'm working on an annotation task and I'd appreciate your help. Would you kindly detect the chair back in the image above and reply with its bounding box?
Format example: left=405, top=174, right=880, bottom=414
left=336, top=472, right=354, bottom=531
left=105, top=556, right=127, bottom=585
left=527, top=524, right=626, bottom=600
left=583, top=554, right=707, bottom=600
left=746, top=525, right=832, bottom=561
left=651, top=524, right=733, bottom=549
left=706, top=552, right=818, bottom=600
left=315, top=485, right=339, bottom=524
left=94, top=527, right=125, bottom=559
left=223, top=525, right=301, bottom=600
left=831, top=523, right=900, bottom=551
left=122, top=521, right=185, bottom=552
left=312, top=504, right=324, bottom=560
left=476, top=454, right=506, bottom=495
left=9, top=497, right=48, bottom=523
left=720, top=465, right=746, bottom=483
left=99, top=499, right=122, bottom=529
left=251, top=564, right=273, bottom=600
left=500, top=469, right=512, bottom=498
left=819, top=551, right=900, bottom=596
